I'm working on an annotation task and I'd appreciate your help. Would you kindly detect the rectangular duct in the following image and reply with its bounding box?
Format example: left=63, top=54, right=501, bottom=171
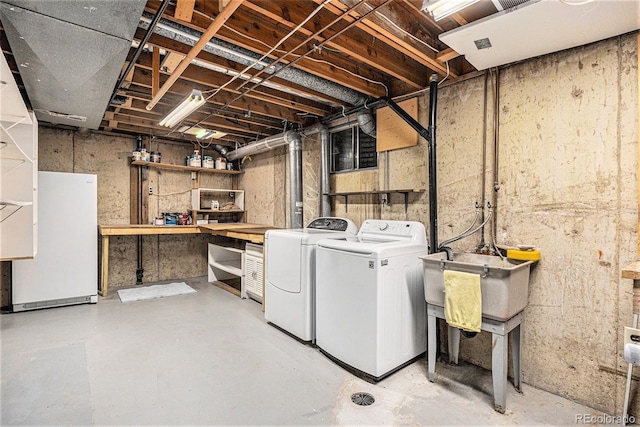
left=0, top=1, right=146, bottom=129
left=440, top=0, right=640, bottom=71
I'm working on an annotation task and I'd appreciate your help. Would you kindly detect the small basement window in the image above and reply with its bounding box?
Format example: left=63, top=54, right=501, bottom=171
left=330, top=125, right=377, bottom=173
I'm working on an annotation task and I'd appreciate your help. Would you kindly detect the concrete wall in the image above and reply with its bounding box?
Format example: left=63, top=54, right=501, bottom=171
left=237, top=34, right=639, bottom=415
left=37, top=128, right=221, bottom=287
left=29, top=32, right=638, bottom=415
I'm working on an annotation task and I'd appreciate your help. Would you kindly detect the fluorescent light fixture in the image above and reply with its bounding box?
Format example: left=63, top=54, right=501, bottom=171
left=159, top=89, right=206, bottom=128
left=422, top=0, right=481, bottom=21
left=177, top=125, right=227, bottom=139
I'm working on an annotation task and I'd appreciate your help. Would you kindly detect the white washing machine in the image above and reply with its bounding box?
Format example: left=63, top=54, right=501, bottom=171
left=264, top=217, right=357, bottom=342
left=315, top=219, right=428, bottom=381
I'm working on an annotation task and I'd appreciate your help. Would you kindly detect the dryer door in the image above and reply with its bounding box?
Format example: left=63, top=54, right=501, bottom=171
left=266, top=232, right=302, bottom=293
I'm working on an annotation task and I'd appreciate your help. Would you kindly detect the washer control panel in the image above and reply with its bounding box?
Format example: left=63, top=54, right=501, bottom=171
left=358, top=220, right=427, bottom=243
left=307, top=217, right=357, bottom=233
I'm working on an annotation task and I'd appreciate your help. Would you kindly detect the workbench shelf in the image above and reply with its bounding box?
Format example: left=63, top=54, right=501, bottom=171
left=131, top=160, right=242, bottom=175
left=191, top=188, right=246, bottom=224
left=208, top=243, right=244, bottom=279
left=324, top=188, right=425, bottom=213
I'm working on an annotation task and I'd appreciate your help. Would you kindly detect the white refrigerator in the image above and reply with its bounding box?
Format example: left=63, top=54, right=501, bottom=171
left=12, top=171, right=98, bottom=311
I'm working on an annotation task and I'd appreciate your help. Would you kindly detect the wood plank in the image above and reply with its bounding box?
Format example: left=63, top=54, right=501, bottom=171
left=131, top=160, right=243, bottom=174
left=622, top=261, right=640, bottom=281
left=152, top=46, right=160, bottom=96
left=135, top=12, right=368, bottom=105
left=175, top=0, right=196, bottom=22
left=638, top=32, right=640, bottom=256
left=320, top=0, right=454, bottom=78
left=131, top=67, right=302, bottom=122
left=437, top=48, right=460, bottom=63
left=146, top=0, right=244, bottom=110
left=212, top=279, right=241, bottom=297
left=99, top=224, right=204, bottom=236
left=133, top=50, right=331, bottom=117
left=100, top=235, right=109, bottom=297
left=376, top=98, right=419, bottom=152
left=240, top=1, right=427, bottom=90
left=161, top=51, right=185, bottom=74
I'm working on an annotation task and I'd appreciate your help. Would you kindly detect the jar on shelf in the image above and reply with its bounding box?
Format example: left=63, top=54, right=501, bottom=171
left=140, top=148, right=150, bottom=162
left=151, top=151, right=161, bottom=163
left=203, top=156, right=214, bottom=168
left=215, top=157, right=226, bottom=170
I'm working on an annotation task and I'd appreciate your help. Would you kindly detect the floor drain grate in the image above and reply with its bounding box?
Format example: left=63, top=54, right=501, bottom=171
left=351, top=392, right=375, bottom=406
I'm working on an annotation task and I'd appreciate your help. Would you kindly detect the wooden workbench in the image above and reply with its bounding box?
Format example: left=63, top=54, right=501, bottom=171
left=98, top=223, right=276, bottom=297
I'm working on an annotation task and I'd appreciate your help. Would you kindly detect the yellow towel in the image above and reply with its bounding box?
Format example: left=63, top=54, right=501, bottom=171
left=444, top=270, right=482, bottom=333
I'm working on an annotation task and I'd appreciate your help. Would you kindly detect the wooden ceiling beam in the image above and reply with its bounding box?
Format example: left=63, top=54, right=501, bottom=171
left=111, top=111, right=261, bottom=141
left=100, top=120, right=249, bottom=146
left=135, top=27, right=350, bottom=106
left=129, top=70, right=301, bottom=123
left=124, top=96, right=284, bottom=133
left=174, top=0, right=196, bottom=23
left=238, top=1, right=427, bottom=89
left=437, top=48, right=461, bottom=63
left=134, top=50, right=331, bottom=117
left=145, top=4, right=389, bottom=97
left=146, top=0, right=243, bottom=111
left=122, top=97, right=283, bottom=135
left=317, top=0, right=456, bottom=78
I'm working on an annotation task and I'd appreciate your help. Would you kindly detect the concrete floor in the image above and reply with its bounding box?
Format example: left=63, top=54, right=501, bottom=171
left=1, top=276, right=607, bottom=426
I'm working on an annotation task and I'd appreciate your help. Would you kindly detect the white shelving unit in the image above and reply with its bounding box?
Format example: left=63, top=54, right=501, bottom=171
left=243, top=243, right=263, bottom=302
left=208, top=242, right=244, bottom=285
left=0, top=53, right=38, bottom=260
left=191, top=188, right=245, bottom=223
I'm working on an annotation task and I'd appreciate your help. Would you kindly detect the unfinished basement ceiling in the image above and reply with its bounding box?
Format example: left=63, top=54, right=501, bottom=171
left=0, top=0, right=638, bottom=146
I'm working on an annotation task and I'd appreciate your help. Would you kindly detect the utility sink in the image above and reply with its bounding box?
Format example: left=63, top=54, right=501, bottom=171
left=421, top=252, right=534, bottom=321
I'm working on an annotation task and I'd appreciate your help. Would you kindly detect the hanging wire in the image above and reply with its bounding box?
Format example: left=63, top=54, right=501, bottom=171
left=205, top=0, right=333, bottom=102
left=438, top=61, right=450, bottom=86
left=222, top=23, right=390, bottom=95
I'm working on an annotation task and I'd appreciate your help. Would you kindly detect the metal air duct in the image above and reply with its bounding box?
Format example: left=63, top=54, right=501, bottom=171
left=138, top=15, right=368, bottom=107
left=289, top=136, right=304, bottom=229
left=357, top=111, right=376, bottom=138
left=226, top=131, right=304, bottom=229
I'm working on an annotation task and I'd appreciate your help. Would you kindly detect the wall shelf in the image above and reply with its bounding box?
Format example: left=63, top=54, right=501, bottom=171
left=324, top=188, right=425, bottom=213
left=192, top=189, right=245, bottom=223
left=131, top=160, right=242, bottom=174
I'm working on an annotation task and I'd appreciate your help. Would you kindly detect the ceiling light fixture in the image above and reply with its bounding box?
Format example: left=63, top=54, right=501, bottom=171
left=159, top=89, right=206, bottom=128
left=422, top=0, right=481, bottom=21
left=177, top=125, right=227, bottom=139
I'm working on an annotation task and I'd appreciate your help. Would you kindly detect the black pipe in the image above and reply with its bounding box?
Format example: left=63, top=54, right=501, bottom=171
left=136, top=136, right=144, bottom=285
left=368, top=77, right=439, bottom=253
left=108, top=1, right=171, bottom=105
left=427, top=75, right=439, bottom=254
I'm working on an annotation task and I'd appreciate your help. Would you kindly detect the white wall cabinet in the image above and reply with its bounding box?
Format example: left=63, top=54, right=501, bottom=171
left=243, top=243, right=263, bottom=303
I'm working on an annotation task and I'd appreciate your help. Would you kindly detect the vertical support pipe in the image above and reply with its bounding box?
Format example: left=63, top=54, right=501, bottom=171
left=478, top=70, right=489, bottom=250
left=136, top=136, right=144, bottom=285
left=319, top=127, right=331, bottom=217
left=492, top=68, right=500, bottom=249
left=288, top=133, right=304, bottom=228
left=428, top=74, right=439, bottom=253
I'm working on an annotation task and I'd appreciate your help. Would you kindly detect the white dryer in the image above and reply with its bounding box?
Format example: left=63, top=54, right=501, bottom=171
left=315, top=219, right=428, bottom=381
left=264, top=217, right=357, bottom=342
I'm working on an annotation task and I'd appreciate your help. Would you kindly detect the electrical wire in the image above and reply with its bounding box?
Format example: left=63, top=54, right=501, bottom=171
left=205, top=0, right=333, bottom=102
left=438, top=60, right=450, bottom=86
left=222, top=23, right=389, bottom=95
left=374, top=9, right=439, bottom=53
